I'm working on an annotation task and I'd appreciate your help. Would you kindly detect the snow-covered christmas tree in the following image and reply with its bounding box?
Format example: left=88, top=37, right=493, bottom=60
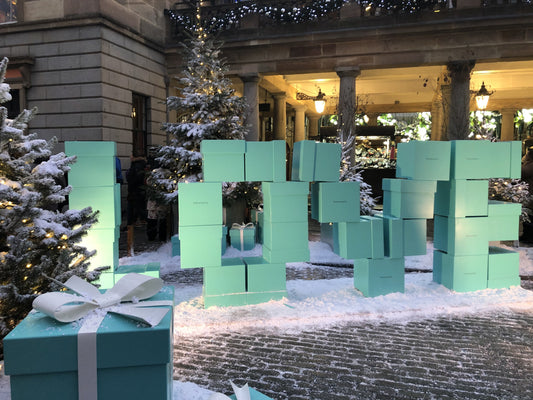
left=0, top=58, right=102, bottom=353
left=337, top=130, right=377, bottom=215
left=149, top=19, right=248, bottom=203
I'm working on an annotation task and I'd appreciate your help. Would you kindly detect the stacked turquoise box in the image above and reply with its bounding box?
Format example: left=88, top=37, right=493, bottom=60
left=245, top=140, right=286, bottom=182
left=203, top=258, right=246, bottom=308
left=311, top=181, right=360, bottom=223
left=292, top=140, right=341, bottom=182
left=4, top=285, right=174, bottom=400
left=203, top=256, right=286, bottom=307
left=178, top=182, right=223, bottom=268
left=251, top=208, right=264, bottom=244
left=262, top=181, right=310, bottom=263
left=65, top=141, right=120, bottom=289
left=201, top=139, right=245, bottom=182
left=432, top=140, right=522, bottom=291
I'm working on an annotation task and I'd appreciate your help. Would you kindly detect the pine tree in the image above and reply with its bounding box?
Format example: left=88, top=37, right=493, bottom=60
left=0, top=58, right=102, bottom=352
left=337, top=130, right=377, bottom=215
left=149, top=25, right=248, bottom=203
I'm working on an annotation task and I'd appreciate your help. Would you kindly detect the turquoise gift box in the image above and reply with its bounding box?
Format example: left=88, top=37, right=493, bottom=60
left=450, top=140, right=520, bottom=180
left=396, top=141, right=451, bottom=181
left=433, top=215, right=488, bottom=256
left=403, top=218, right=427, bottom=256
left=114, top=262, right=160, bottom=283
left=69, top=185, right=120, bottom=229
left=314, top=142, right=341, bottom=182
left=171, top=226, right=227, bottom=257
left=434, top=179, right=488, bottom=218
left=179, top=225, right=222, bottom=268
left=336, top=217, right=384, bottom=260
left=262, top=244, right=310, bottom=263
left=178, top=182, right=222, bottom=227
left=203, top=258, right=246, bottom=296
left=3, top=286, right=174, bottom=400
left=201, top=139, right=245, bottom=182
left=65, top=141, right=117, bottom=158
left=245, top=140, right=286, bottom=182
left=291, top=140, right=316, bottom=182
left=375, top=213, right=403, bottom=258
left=262, top=221, right=308, bottom=254
left=486, top=200, right=521, bottom=241
left=244, top=256, right=286, bottom=294
left=311, top=181, right=360, bottom=223
left=230, top=224, right=256, bottom=251
left=353, top=257, right=405, bottom=297
left=382, top=178, right=437, bottom=219
left=487, top=246, right=520, bottom=289
left=203, top=258, right=247, bottom=307
left=262, top=182, right=309, bottom=223
left=171, top=234, right=180, bottom=256
left=68, top=155, right=116, bottom=187
left=433, top=250, right=487, bottom=292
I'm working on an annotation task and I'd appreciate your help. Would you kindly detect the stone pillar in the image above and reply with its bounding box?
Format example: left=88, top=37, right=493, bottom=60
left=241, top=74, right=260, bottom=141
left=500, top=109, right=516, bottom=141
left=273, top=92, right=287, bottom=141
left=308, top=115, right=320, bottom=139
left=446, top=60, right=475, bottom=140
left=336, top=66, right=361, bottom=160
left=294, top=105, right=307, bottom=143
left=366, top=112, right=380, bottom=126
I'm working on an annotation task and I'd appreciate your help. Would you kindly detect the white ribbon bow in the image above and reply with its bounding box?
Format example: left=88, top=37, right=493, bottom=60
left=232, top=222, right=254, bottom=251
left=33, top=273, right=171, bottom=327
left=32, top=273, right=173, bottom=400
left=209, top=381, right=251, bottom=400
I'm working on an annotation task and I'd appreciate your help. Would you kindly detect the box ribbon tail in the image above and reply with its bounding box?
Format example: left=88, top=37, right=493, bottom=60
left=32, top=273, right=173, bottom=400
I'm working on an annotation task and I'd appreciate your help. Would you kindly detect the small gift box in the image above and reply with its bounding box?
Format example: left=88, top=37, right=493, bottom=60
left=230, top=223, right=256, bottom=251
left=3, top=274, right=174, bottom=400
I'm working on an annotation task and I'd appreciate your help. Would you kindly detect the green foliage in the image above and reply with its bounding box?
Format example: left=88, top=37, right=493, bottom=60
left=0, top=58, right=102, bottom=354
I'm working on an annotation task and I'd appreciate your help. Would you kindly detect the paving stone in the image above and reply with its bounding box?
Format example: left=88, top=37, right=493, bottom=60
left=174, top=312, right=533, bottom=399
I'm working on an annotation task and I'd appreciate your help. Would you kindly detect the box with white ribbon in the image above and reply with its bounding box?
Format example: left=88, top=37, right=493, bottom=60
left=3, top=274, right=174, bottom=400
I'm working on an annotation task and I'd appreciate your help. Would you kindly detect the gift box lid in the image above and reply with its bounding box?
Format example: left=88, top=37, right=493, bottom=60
left=382, top=178, right=437, bottom=193
left=65, top=141, right=117, bottom=157
left=262, top=181, right=309, bottom=197
left=201, top=139, right=246, bottom=154
left=4, top=286, right=174, bottom=376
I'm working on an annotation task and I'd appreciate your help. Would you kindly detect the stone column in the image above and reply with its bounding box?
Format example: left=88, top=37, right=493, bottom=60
left=241, top=74, right=260, bottom=141
left=500, top=109, right=516, bottom=141
left=273, top=92, right=287, bottom=141
left=294, top=105, right=307, bottom=143
left=336, top=67, right=361, bottom=161
left=366, top=112, right=380, bottom=126
left=446, top=60, right=475, bottom=140
left=308, top=115, right=320, bottom=139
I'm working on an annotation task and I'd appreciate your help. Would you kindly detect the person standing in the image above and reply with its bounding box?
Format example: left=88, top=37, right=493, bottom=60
left=126, top=153, right=147, bottom=256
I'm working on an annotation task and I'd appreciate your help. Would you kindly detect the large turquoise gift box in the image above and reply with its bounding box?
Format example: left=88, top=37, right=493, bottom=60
left=3, top=275, right=174, bottom=400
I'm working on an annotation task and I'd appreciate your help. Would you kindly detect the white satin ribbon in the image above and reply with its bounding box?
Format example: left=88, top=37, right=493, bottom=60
left=32, top=273, right=173, bottom=400
left=232, top=222, right=254, bottom=251
left=209, top=381, right=251, bottom=400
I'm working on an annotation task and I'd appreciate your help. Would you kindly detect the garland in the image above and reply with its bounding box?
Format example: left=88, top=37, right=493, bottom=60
left=166, top=0, right=531, bottom=34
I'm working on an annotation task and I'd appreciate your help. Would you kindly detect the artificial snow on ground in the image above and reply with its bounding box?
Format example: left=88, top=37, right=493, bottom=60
left=2, top=240, right=533, bottom=400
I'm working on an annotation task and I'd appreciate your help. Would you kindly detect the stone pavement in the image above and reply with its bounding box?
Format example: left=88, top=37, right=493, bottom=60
left=173, top=311, right=533, bottom=400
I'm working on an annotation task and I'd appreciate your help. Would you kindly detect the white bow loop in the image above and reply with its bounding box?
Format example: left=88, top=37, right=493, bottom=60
left=32, top=273, right=169, bottom=327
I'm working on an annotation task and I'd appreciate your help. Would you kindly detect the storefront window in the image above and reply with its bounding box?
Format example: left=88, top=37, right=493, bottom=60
left=0, top=0, right=16, bottom=23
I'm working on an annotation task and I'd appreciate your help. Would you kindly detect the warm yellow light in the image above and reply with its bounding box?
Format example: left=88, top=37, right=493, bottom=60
left=314, top=99, right=326, bottom=114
